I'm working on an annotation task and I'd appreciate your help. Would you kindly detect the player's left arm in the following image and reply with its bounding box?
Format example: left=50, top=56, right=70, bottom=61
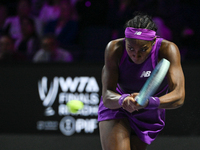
left=158, top=40, right=185, bottom=109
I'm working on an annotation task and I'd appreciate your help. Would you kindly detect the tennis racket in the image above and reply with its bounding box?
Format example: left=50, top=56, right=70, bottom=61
left=135, top=58, right=170, bottom=106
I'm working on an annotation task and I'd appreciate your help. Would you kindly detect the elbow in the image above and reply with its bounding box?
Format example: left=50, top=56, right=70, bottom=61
left=171, top=99, right=184, bottom=109
left=102, top=94, right=120, bottom=109
left=103, top=102, right=110, bottom=109
left=102, top=95, right=109, bottom=108
left=174, top=92, right=185, bottom=108
left=179, top=90, right=185, bottom=106
left=176, top=98, right=184, bottom=108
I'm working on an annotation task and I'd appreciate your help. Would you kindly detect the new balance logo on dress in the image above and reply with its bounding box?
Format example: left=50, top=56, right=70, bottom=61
left=140, top=71, right=151, bottom=78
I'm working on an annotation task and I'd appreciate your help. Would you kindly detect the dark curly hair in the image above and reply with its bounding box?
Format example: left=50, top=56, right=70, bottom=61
left=124, top=12, right=157, bottom=32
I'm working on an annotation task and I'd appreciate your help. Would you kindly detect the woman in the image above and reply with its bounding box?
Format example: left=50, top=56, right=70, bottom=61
left=98, top=13, right=185, bottom=150
left=43, top=0, right=78, bottom=48
left=15, top=17, right=40, bottom=61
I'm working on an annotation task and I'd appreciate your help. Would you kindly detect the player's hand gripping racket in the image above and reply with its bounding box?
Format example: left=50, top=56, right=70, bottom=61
left=135, top=58, right=170, bottom=106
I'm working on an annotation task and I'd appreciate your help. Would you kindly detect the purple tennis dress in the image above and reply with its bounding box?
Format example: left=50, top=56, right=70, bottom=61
left=98, top=38, right=168, bottom=145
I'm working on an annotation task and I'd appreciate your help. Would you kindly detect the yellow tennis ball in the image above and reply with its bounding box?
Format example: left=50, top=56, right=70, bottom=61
left=67, top=100, right=84, bottom=113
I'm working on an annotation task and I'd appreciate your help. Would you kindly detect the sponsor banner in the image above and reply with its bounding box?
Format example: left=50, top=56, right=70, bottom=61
left=37, top=76, right=100, bottom=136
left=0, top=63, right=102, bottom=136
left=2, top=63, right=199, bottom=136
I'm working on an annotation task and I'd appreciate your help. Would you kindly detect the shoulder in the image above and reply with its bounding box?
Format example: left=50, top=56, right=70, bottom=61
left=58, top=48, right=69, bottom=53
left=106, top=38, right=124, bottom=50
left=4, top=16, right=18, bottom=24
left=57, top=48, right=73, bottom=62
left=57, top=48, right=73, bottom=57
left=34, top=49, right=45, bottom=56
left=159, top=39, right=180, bottom=61
left=160, top=39, right=178, bottom=51
left=33, top=49, right=45, bottom=61
left=105, top=38, right=124, bottom=64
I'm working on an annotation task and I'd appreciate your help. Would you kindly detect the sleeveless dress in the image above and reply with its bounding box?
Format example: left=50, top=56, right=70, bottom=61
left=98, top=38, right=168, bottom=144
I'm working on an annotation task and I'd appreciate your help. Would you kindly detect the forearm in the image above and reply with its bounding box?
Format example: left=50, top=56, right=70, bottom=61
left=158, top=89, right=185, bottom=109
left=102, top=90, right=122, bottom=109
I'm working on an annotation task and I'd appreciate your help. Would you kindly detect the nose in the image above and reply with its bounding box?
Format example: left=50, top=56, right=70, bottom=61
left=133, top=51, right=141, bottom=58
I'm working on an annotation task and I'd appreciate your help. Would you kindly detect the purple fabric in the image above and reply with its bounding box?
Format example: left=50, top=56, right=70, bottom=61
left=125, top=27, right=156, bottom=41
left=98, top=98, right=165, bottom=145
left=118, top=38, right=165, bottom=94
left=98, top=38, right=168, bottom=145
left=118, top=94, right=130, bottom=106
left=145, top=97, right=160, bottom=109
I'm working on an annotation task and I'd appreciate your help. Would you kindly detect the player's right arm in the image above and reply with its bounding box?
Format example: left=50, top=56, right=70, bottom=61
left=102, top=39, right=135, bottom=111
left=102, top=39, right=122, bottom=109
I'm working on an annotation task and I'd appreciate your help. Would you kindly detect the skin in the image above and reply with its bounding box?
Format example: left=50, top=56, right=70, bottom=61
left=17, top=0, right=31, bottom=18
left=21, top=18, right=35, bottom=39
left=57, top=0, right=72, bottom=28
left=99, top=37, right=185, bottom=150
left=0, top=36, right=14, bottom=54
left=42, top=38, right=57, bottom=53
left=41, top=37, right=58, bottom=60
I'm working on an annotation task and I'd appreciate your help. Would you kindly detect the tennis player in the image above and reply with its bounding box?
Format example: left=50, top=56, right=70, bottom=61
left=98, top=12, right=185, bottom=150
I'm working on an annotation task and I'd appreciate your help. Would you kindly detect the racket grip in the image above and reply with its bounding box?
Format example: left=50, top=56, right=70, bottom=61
left=135, top=95, right=148, bottom=106
left=118, top=94, right=130, bottom=106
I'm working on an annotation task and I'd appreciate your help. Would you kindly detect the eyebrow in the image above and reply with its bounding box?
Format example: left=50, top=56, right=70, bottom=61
left=128, top=44, right=149, bottom=48
left=143, top=45, right=149, bottom=48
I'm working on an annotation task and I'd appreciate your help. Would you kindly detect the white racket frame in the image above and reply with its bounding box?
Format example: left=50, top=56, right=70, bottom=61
left=135, top=58, right=170, bottom=106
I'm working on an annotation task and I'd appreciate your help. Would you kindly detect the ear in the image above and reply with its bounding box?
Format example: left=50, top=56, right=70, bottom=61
left=152, top=37, right=156, bottom=45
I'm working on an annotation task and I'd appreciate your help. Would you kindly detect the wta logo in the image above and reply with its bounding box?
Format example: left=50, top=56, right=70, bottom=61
left=38, top=76, right=100, bottom=116
left=38, top=76, right=59, bottom=116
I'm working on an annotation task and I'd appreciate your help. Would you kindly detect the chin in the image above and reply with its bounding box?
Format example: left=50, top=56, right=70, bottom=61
left=131, top=58, right=144, bottom=64
left=134, top=61, right=143, bottom=64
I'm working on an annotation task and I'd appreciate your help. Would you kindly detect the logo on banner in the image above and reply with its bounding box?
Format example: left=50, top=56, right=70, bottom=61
left=38, top=76, right=59, bottom=116
left=37, top=76, right=100, bottom=136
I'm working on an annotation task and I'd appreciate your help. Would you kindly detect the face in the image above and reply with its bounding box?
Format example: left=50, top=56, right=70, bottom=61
left=0, top=6, right=7, bottom=23
left=125, top=38, right=154, bottom=64
left=21, top=19, right=34, bottom=36
left=0, top=36, right=14, bottom=53
left=59, top=1, right=72, bottom=19
left=17, top=0, right=31, bottom=17
left=42, top=38, right=57, bottom=52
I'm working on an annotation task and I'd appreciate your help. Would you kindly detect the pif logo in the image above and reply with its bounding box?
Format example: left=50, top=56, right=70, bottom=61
left=59, top=116, right=98, bottom=136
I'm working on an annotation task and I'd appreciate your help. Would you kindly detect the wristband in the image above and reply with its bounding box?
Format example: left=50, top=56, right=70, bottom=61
left=145, top=97, right=160, bottom=109
left=118, top=94, right=130, bottom=106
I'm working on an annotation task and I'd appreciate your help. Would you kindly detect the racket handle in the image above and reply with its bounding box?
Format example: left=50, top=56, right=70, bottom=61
left=135, top=95, right=148, bottom=106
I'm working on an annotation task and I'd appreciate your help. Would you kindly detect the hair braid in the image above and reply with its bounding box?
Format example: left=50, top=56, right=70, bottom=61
left=124, top=12, right=157, bottom=32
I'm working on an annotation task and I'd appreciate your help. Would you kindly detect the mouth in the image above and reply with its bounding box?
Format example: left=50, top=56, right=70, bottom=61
left=131, top=56, right=143, bottom=64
